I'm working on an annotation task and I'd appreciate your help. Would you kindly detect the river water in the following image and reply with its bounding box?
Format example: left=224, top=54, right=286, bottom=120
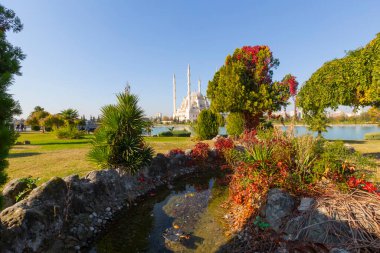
left=92, top=172, right=230, bottom=253
left=151, top=125, right=380, bottom=140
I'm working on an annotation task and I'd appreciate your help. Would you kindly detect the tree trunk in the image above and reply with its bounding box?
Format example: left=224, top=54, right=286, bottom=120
left=243, top=111, right=262, bottom=131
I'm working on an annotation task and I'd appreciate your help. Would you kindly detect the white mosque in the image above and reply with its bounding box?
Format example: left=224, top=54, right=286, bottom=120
left=172, top=65, right=210, bottom=122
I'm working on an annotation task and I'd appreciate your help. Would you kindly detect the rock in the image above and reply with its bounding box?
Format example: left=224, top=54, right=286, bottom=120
left=343, top=144, right=355, bottom=153
left=184, top=149, right=192, bottom=156
left=2, top=178, right=35, bottom=209
left=298, top=197, right=315, bottom=212
left=105, top=207, right=111, bottom=212
left=265, top=188, right=295, bottom=232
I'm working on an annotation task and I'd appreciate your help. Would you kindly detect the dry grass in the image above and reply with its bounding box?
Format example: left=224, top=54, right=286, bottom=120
left=295, top=188, right=380, bottom=251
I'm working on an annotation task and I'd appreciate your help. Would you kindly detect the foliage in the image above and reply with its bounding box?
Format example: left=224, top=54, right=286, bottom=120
left=41, top=114, right=65, bottom=130
left=166, top=148, right=185, bottom=157
left=226, top=112, right=245, bottom=137
left=194, top=109, right=220, bottom=140
left=207, top=45, right=292, bottom=130
left=191, top=142, right=210, bottom=162
left=364, top=132, right=380, bottom=140
left=158, top=130, right=191, bottom=137
left=367, top=106, right=380, bottom=123
left=298, top=33, right=380, bottom=131
left=15, top=176, right=39, bottom=202
left=88, top=93, right=153, bottom=174
left=55, top=125, right=84, bottom=139
left=60, top=108, right=79, bottom=126
left=214, top=137, right=234, bottom=154
left=0, top=4, right=24, bottom=192
left=25, top=106, right=50, bottom=130
left=224, top=128, right=378, bottom=231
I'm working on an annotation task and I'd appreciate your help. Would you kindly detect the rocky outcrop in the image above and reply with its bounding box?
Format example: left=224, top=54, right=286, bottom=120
left=264, top=188, right=295, bottom=232
left=0, top=152, right=206, bottom=253
left=1, top=178, right=36, bottom=209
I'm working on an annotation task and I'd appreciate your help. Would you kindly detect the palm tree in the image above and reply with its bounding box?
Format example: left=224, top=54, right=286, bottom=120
left=88, top=93, right=153, bottom=174
left=60, top=108, right=79, bottom=126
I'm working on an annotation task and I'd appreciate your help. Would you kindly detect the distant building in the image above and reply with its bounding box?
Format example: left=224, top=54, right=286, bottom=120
left=172, top=65, right=210, bottom=122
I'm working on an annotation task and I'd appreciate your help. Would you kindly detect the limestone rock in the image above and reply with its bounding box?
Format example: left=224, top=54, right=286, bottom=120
left=265, top=188, right=295, bottom=232
left=2, top=178, right=35, bottom=209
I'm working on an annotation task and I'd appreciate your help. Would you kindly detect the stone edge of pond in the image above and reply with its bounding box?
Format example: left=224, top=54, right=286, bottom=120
left=0, top=152, right=218, bottom=253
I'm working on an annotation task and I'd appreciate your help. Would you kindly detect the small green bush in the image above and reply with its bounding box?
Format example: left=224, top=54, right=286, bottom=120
left=194, top=110, right=220, bottom=140
left=158, top=130, right=191, bottom=137
left=158, top=131, right=173, bottom=137
left=226, top=112, right=244, bottom=137
left=364, top=132, right=380, bottom=140
left=55, top=126, right=84, bottom=139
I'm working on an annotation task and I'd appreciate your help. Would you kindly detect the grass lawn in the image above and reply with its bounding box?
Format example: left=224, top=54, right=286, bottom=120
left=5, top=132, right=379, bottom=187
left=6, top=132, right=210, bottom=186
left=343, top=140, right=380, bottom=181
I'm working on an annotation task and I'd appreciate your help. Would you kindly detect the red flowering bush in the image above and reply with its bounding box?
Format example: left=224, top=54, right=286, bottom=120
left=191, top=142, right=210, bottom=161
left=282, top=74, right=299, bottom=96
left=166, top=148, right=185, bottom=157
left=214, top=137, right=234, bottom=155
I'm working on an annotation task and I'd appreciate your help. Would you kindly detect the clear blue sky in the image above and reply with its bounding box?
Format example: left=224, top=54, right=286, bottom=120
left=3, top=0, right=380, bottom=119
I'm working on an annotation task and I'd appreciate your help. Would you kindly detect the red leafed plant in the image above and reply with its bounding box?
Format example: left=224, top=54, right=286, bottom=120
left=214, top=137, right=235, bottom=154
left=166, top=148, right=185, bottom=157
left=191, top=142, right=210, bottom=161
left=347, top=176, right=379, bottom=195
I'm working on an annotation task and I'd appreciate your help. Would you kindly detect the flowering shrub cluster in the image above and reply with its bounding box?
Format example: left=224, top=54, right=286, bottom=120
left=166, top=148, right=185, bottom=157
left=282, top=74, right=299, bottom=96
left=223, top=128, right=378, bottom=231
left=214, top=137, right=234, bottom=157
left=191, top=142, right=209, bottom=161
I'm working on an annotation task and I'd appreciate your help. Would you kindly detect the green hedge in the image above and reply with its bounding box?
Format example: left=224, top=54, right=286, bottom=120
left=158, top=130, right=191, bottom=137
left=364, top=132, right=380, bottom=140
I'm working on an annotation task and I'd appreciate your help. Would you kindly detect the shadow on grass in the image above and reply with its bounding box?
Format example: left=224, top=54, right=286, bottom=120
left=9, top=152, right=41, bottom=158
left=36, top=141, right=91, bottom=146
left=363, top=152, right=380, bottom=159
left=342, top=140, right=366, bottom=144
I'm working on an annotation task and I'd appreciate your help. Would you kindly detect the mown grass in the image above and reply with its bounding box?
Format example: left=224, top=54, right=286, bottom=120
left=5, top=132, right=379, bottom=187
left=6, top=132, right=210, bottom=186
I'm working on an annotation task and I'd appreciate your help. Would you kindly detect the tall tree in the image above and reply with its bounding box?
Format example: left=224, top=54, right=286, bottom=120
left=26, top=106, right=50, bottom=131
left=207, top=46, right=291, bottom=130
left=0, top=4, right=25, bottom=188
left=298, top=33, right=380, bottom=132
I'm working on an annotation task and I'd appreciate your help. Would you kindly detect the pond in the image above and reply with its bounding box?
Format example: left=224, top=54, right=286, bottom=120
left=91, top=172, right=230, bottom=253
left=151, top=125, right=380, bottom=140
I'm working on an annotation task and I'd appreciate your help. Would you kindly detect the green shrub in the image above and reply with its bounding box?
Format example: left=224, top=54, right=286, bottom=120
left=158, top=131, right=173, bottom=137
left=88, top=93, right=153, bottom=174
left=55, top=126, right=84, bottom=139
left=226, top=112, right=244, bottom=137
left=364, top=132, right=380, bottom=140
left=194, top=110, right=220, bottom=140
left=31, top=125, right=40, bottom=131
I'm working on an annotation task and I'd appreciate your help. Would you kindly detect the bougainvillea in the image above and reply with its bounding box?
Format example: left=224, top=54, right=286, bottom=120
left=282, top=74, right=299, bottom=97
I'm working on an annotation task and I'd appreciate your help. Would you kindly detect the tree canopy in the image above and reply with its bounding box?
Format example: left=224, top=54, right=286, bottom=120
left=207, top=46, right=291, bottom=130
left=0, top=4, right=24, bottom=188
left=298, top=33, right=380, bottom=131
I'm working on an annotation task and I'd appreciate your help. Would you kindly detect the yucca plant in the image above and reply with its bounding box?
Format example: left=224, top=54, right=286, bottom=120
left=88, top=93, right=153, bottom=174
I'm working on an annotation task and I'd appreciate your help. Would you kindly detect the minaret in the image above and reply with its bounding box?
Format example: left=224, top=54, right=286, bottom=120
left=187, top=64, right=191, bottom=110
left=198, top=79, right=201, bottom=94
left=173, top=74, right=176, bottom=117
